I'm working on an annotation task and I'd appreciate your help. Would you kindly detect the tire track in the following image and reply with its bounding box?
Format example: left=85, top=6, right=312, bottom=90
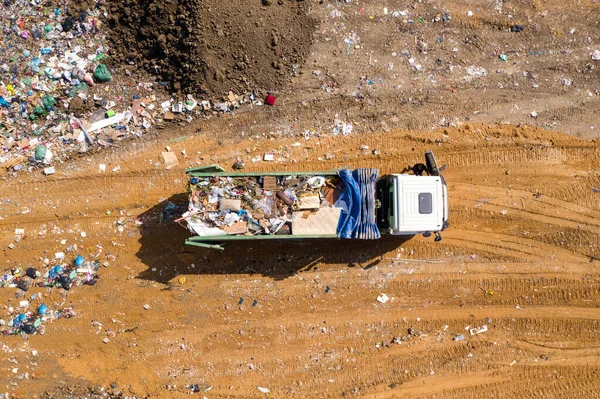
left=442, top=229, right=590, bottom=263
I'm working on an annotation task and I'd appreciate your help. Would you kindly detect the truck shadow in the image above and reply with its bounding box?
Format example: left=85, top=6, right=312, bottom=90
left=136, top=194, right=413, bottom=283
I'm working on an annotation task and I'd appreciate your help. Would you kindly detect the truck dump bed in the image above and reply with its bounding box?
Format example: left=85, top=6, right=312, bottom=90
left=181, top=166, right=380, bottom=249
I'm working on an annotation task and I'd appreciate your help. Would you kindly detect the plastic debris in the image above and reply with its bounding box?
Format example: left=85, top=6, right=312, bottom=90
left=265, top=95, right=276, bottom=105
left=93, top=64, right=112, bottom=82
left=376, top=293, right=389, bottom=303
left=2, top=251, right=102, bottom=336
left=43, top=167, right=56, bottom=176
left=465, top=66, right=487, bottom=78
left=469, top=325, right=488, bottom=335
left=162, top=152, right=179, bottom=169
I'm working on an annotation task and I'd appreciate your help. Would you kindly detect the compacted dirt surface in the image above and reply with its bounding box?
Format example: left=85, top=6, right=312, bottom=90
left=2, top=122, right=600, bottom=398
left=2, top=0, right=600, bottom=398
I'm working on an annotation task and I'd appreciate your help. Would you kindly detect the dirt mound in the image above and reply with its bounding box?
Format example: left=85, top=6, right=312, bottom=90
left=106, top=0, right=314, bottom=96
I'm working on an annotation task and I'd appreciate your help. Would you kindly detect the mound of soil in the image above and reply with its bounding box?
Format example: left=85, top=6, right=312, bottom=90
left=106, top=0, right=314, bottom=96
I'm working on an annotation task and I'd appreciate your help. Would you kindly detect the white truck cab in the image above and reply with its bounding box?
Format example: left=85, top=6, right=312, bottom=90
left=376, top=151, right=449, bottom=240
left=386, top=174, right=448, bottom=235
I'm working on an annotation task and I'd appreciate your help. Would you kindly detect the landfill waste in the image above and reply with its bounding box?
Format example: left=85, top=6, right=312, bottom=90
left=465, top=66, right=488, bottom=79
left=265, top=94, right=276, bottom=106
left=0, top=0, right=285, bottom=174
left=0, top=0, right=114, bottom=169
left=469, top=325, right=488, bottom=335
left=93, top=64, right=112, bottom=82
left=181, top=173, right=350, bottom=238
left=376, top=293, right=390, bottom=303
left=1, top=251, right=106, bottom=336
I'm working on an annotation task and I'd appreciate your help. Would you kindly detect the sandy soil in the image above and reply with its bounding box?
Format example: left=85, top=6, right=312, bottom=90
left=2, top=120, right=600, bottom=398
left=2, top=0, right=600, bottom=397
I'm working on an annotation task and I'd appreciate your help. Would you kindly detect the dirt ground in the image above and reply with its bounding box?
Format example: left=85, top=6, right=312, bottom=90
left=2, top=121, right=600, bottom=398
left=106, top=0, right=314, bottom=95
left=2, top=0, right=600, bottom=398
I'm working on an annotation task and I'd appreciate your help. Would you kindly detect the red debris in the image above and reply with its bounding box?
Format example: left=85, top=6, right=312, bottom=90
left=265, top=94, right=276, bottom=106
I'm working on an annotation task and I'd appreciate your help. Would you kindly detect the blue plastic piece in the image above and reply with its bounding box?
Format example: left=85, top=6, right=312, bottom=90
left=336, top=169, right=380, bottom=240
left=74, top=255, right=84, bottom=266
left=38, top=304, right=48, bottom=315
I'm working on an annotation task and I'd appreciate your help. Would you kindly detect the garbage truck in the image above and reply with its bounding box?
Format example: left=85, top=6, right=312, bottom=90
left=179, top=151, right=448, bottom=250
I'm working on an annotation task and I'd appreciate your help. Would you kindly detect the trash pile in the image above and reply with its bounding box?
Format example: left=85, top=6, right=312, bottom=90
left=0, top=0, right=113, bottom=167
left=0, top=0, right=275, bottom=172
left=1, top=252, right=102, bottom=336
left=181, top=174, right=347, bottom=237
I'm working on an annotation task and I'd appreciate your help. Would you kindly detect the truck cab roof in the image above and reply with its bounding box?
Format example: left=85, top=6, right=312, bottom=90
left=386, top=174, right=447, bottom=234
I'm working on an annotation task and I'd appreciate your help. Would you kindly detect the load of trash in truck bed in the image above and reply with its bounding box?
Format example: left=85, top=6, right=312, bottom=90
left=180, top=168, right=380, bottom=240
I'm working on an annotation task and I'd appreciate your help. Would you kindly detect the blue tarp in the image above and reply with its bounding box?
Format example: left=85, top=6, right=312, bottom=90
left=335, top=168, right=381, bottom=239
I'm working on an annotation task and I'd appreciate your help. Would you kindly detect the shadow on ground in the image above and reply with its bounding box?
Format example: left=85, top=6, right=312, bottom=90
left=136, top=194, right=413, bottom=283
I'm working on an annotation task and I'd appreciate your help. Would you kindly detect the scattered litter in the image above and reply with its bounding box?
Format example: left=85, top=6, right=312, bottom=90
left=87, top=113, right=126, bottom=133
left=333, top=117, right=353, bottom=136
left=257, top=387, right=270, bottom=393
left=161, top=152, right=179, bottom=170
left=469, top=325, right=488, bottom=335
left=376, top=293, right=389, bottom=304
left=43, top=167, right=56, bottom=176
left=465, top=66, right=487, bottom=79
left=265, top=95, right=276, bottom=106
left=2, top=250, right=104, bottom=336
left=561, top=78, right=573, bottom=86
left=453, top=334, right=466, bottom=341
